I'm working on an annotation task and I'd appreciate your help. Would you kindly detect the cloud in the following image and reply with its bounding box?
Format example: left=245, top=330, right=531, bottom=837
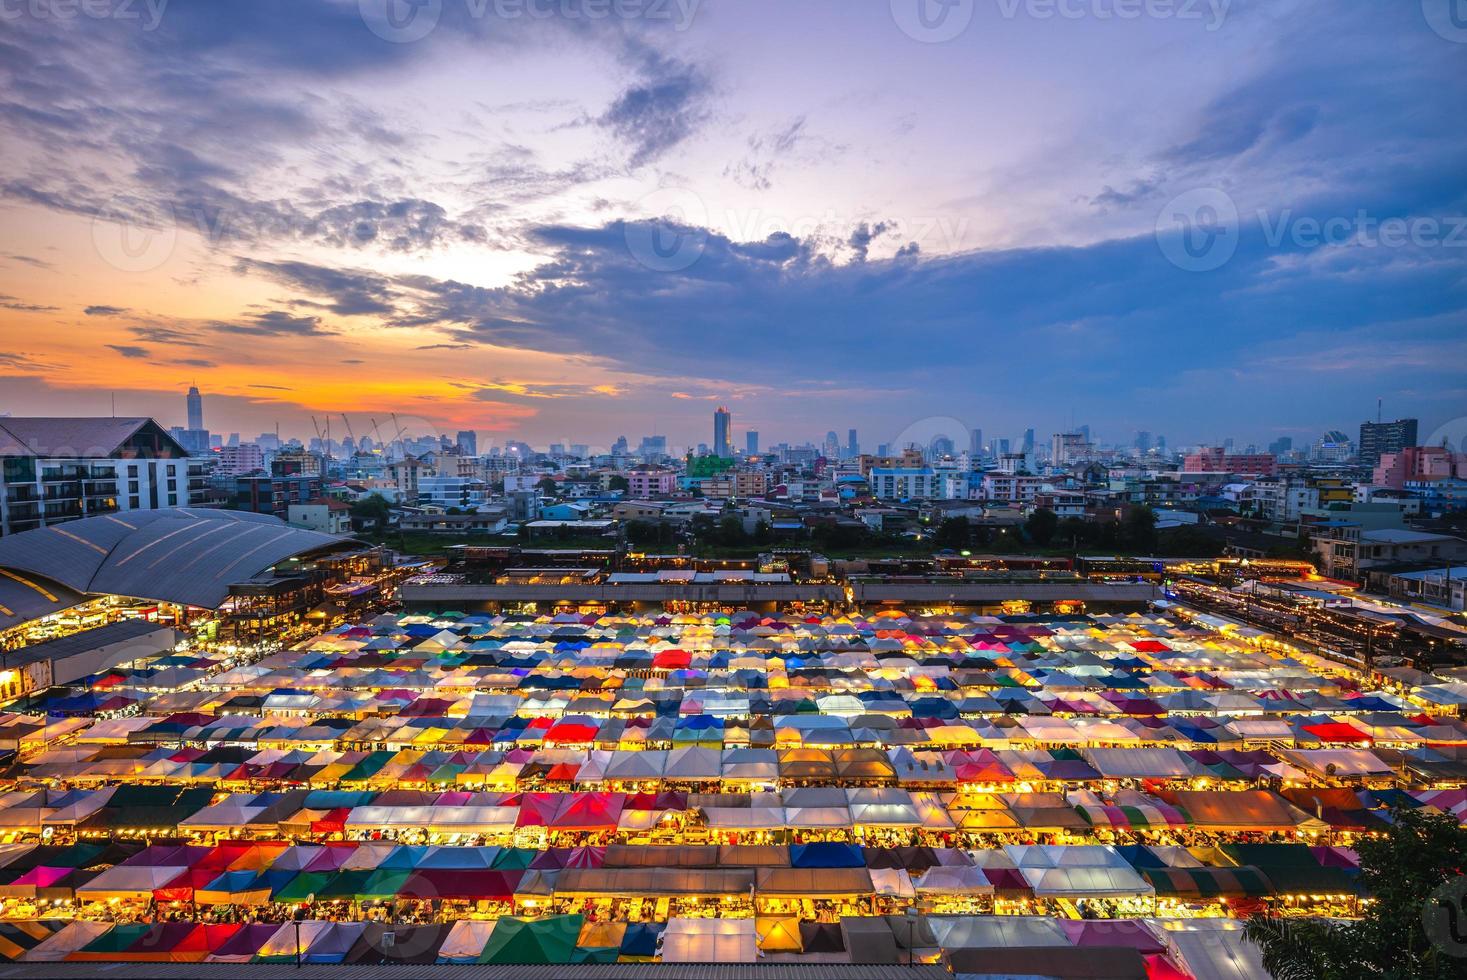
left=238, top=259, right=397, bottom=316
left=106, top=344, right=149, bottom=358
left=208, top=310, right=334, bottom=337
left=129, top=324, right=207, bottom=346
left=84, top=305, right=130, bottom=316
left=725, top=116, right=808, bottom=191
left=415, top=342, right=474, bottom=351
left=0, top=294, right=58, bottom=313
left=597, top=49, right=711, bottom=168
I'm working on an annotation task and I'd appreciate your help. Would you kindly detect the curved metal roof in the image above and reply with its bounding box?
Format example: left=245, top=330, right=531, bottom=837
left=0, top=568, right=84, bottom=633
left=0, top=509, right=352, bottom=611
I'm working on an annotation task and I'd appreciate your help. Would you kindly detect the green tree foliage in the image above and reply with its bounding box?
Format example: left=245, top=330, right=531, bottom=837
left=1244, top=806, right=1467, bottom=979
left=607, top=475, right=630, bottom=493
left=349, top=493, right=391, bottom=530
left=1025, top=507, right=1058, bottom=547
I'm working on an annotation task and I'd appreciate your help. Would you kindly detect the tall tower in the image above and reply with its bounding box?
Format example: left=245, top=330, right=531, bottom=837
left=186, top=385, right=203, bottom=431
left=713, top=407, right=732, bottom=458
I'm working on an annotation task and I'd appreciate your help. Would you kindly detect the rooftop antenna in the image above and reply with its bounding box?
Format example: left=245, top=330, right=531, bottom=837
left=1377, top=397, right=1382, bottom=424
left=110, top=392, right=115, bottom=417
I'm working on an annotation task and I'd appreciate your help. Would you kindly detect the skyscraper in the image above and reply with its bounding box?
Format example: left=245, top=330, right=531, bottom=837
left=713, top=407, right=732, bottom=457
left=186, top=385, right=203, bottom=431
left=847, top=429, right=859, bottom=458
left=746, top=431, right=760, bottom=455
left=1359, top=418, right=1418, bottom=467
left=1022, top=428, right=1035, bottom=454
left=455, top=430, right=478, bottom=456
left=969, top=428, right=983, bottom=457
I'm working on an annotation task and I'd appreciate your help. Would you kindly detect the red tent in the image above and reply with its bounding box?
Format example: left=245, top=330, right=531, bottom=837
left=551, top=793, right=625, bottom=831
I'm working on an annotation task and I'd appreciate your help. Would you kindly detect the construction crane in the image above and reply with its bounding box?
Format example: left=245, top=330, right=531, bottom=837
left=340, top=413, right=357, bottom=451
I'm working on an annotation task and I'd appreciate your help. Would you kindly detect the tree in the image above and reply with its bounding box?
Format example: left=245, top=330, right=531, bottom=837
left=1121, top=505, right=1157, bottom=554
left=607, top=475, right=630, bottom=493
left=933, top=518, right=971, bottom=550
left=535, top=477, right=559, bottom=497
left=1244, top=805, right=1467, bottom=979
left=1025, top=507, right=1059, bottom=547
left=350, top=493, right=391, bottom=531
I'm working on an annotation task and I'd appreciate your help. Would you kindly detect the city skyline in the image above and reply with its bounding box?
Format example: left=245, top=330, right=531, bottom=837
left=1, top=1, right=1464, bottom=448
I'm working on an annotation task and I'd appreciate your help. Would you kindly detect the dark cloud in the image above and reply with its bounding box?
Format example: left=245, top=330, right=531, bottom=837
left=846, top=222, right=891, bottom=263
left=209, top=310, right=333, bottom=337
left=84, top=305, right=129, bottom=316
left=130, top=324, right=206, bottom=346
left=238, top=259, right=397, bottom=316
left=106, top=344, right=148, bottom=358
left=598, top=49, right=711, bottom=168
left=3, top=254, right=53, bottom=269
left=0, top=294, right=58, bottom=313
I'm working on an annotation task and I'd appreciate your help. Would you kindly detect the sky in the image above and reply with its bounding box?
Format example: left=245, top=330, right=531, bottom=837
left=0, top=0, right=1464, bottom=455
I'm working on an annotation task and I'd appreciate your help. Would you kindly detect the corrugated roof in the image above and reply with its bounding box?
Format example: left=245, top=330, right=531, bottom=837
left=0, top=509, right=352, bottom=610
left=0, top=566, right=84, bottom=632
left=5, top=618, right=175, bottom=670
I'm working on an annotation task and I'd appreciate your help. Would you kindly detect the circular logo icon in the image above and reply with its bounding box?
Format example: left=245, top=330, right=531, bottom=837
left=889, top=415, right=973, bottom=458
left=1155, top=187, right=1239, bottom=272
left=1425, top=416, right=1467, bottom=453
left=359, top=0, right=442, bottom=43
left=890, top=0, right=975, bottom=43
left=91, top=196, right=178, bottom=273
left=624, top=185, right=710, bottom=273
left=1424, top=875, right=1467, bottom=957
left=1422, top=0, right=1467, bottom=43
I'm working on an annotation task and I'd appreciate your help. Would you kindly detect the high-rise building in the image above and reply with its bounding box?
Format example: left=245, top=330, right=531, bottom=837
left=1359, top=418, right=1418, bottom=467
left=186, top=385, right=203, bottom=431
left=847, top=429, right=859, bottom=458
left=969, top=428, right=983, bottom=457
left=1134, top=431, right=1152, bottom=454
left=1022, top=429, right=1035, bottom=453
left=1268, top=436, right=1293, bottom=456
left=455, top=430, right=478, bottom=457
left=746, top=431, right=760, bottom=455
left=1051, top=432, right=1088, bottom=466
left=713, top=407, right=732, bottom=458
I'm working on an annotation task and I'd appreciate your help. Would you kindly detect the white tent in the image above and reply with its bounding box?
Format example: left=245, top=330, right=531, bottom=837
left=1150, top=919, right=1269, bottom=980
left=20, top=921, right=114, bottom=962
left=660, top=918, right=758, bottom=963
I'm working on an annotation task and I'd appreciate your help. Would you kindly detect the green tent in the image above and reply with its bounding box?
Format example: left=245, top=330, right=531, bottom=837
left=477, top=915, right=583, bottom=964
left=490, top=848, right=539, bottom=871
left=571, top=946, right=621, bottom=963
left=359, top=869, right=413, bottom=901
left=315, top=870, right=377, bottom=902
left=72, top=923, right=149, bottom=955
left=272, top=871, right=334, bottom=903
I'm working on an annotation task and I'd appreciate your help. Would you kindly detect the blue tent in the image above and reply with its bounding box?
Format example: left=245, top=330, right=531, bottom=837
left=791, top=842, right=865, bottom=868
